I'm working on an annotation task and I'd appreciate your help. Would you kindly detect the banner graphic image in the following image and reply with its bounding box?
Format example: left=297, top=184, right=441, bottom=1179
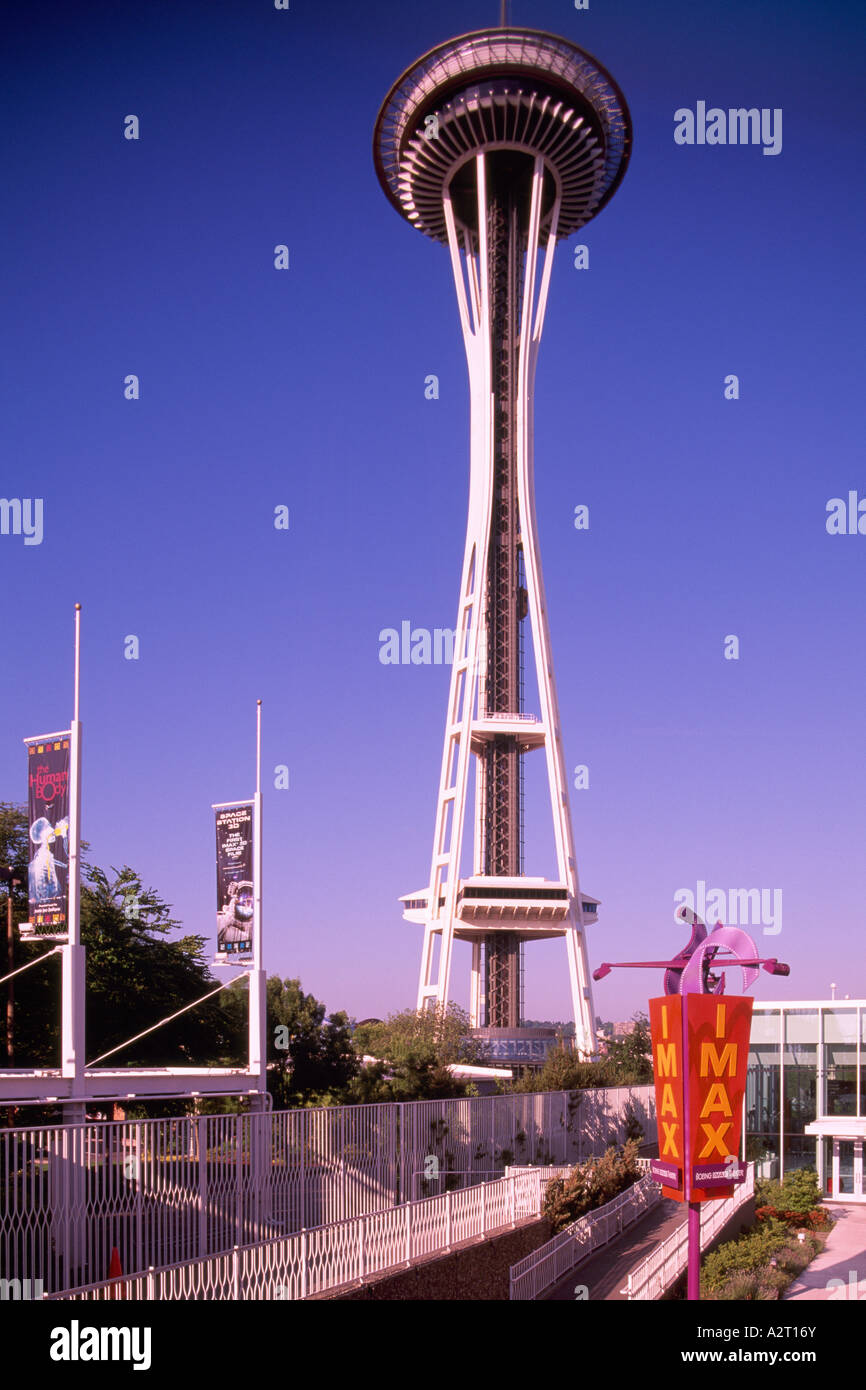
left=215, top=803, right=254, bottom=962
left=23, top=735, right=71, bottom=939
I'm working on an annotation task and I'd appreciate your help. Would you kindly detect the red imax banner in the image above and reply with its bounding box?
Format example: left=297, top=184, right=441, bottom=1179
left=649, top=994, right=753, bottom=1202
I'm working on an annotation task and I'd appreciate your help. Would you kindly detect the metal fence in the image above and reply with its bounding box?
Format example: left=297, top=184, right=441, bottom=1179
left=46, top=1168, right=551, bottom=1301
left=1, top=1084, right=653, bottom=1294
left=509, top=1162, right=660, bottom=1300
left=621, top=1164, right=756, bottom=1300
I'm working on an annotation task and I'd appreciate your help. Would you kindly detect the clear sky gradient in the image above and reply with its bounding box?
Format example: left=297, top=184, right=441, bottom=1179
left=2, top=0, right=864, bottom=1028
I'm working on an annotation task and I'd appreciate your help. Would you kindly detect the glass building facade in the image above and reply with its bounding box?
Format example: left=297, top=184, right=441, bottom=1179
left=748, top=1001, right=866, bottom=1199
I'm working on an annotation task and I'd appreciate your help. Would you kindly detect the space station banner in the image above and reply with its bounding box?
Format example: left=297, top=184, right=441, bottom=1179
left=23, top=734, right=71, bottom=938
left=215, top=803, right=254, bottom=961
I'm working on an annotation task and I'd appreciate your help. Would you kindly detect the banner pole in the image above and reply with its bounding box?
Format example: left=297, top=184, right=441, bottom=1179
left=254, top=699, right=262, bottom=967
left=249, top=701, right=267, bottom=1102
left=73, top=602, right=81, bottom=724
left=69, top=604, right=81, bottom=947
left=687, top=1201, right=701, bottom=1300
left=62, top=604, right=85, bottom=1092
left=683, top=991, right=700, bottom=1300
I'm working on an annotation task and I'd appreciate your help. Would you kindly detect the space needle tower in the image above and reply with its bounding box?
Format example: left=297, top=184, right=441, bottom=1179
left=374, top=12, right=631, bottom=1058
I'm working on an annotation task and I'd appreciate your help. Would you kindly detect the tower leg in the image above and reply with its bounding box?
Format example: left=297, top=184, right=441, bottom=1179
left=414, top=156, right=496, bottom=1019
left=565, top=925, right=594, bottom=1057
left=417, top=923, right=439, bottom=1011
left=470, top=942, right=481, bottom=1028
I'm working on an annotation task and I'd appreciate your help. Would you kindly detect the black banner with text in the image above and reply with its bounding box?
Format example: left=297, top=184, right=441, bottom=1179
left=215, top=804, right=254, bottom=961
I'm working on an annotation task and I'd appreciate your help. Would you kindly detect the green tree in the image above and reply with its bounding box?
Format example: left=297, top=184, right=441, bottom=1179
left=82, top=864, right=239, bottom=1069
left=350, top=1002, right=479, bottom=1102
left=0, top=806, right=35, bottom=1073
left=0, top=802, right=29, bottom=883
left=603, top=1013, right=653, bottom=1085
left=504, top=1013, right=652, bottom=1095
left=508, top=1043, right=608, bottom=1094
left=1, top=803, right=69, bottom=1069
left=3, top=857, right=241, bottom=1075
left=265, top=976, right=358, bottom=1108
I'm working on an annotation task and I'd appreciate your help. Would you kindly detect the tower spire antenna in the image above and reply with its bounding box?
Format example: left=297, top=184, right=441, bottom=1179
left=499, top=1, right=508, bottom=26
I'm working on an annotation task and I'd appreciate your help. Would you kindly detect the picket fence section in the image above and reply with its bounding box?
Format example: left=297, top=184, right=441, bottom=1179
left=621, top=1164, right=756, bottom=1300
left=1, top=1084, right=653, bottom=1294
left=509, top=1162, right=659, bottom=1300
left=46, top=1169, right=551, bottom=1301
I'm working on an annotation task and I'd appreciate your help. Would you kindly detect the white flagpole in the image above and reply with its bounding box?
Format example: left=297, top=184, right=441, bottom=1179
left=62, top=604, right=85, bottom=1096
left=69, top=603, right=82, bottom=949
left=58, top=603, right=87, bottom=1289
left=254, top=700, right=263, bottom=967
left=249, top=700, right=267, bottom=1105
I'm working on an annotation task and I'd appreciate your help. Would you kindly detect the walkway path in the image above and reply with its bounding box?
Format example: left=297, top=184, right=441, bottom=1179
left=784, top=1203, right=866, bottom=1301
left=544, top=1198, right=685, bottom=1301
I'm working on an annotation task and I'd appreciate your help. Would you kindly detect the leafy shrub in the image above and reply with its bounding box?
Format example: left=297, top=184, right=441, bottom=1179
left=701, top=1219, right=789, bottom=1293
left=803, top=1207, right=831, bottom=1229
left=701, top=1220, right=824, bottom=1299
left=542, top=1139, right=641, bottom=1233
left=774, top=1238, right=818, bottom=1276
left=712, top=1271, right=760, bottom=1301
left=756, top=1271, right=787, bottom=1300
left=623, top=1104, right=645, bottom=1146
left=755, top=1168, right=821, bottom=1216
left=756, top=1203, right=830, bottom=1231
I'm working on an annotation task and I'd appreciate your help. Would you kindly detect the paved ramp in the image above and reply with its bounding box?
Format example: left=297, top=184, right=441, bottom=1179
left=784, top=1203, right=866, bottom=1301
left=544, top=1199, right=686, bottom=1301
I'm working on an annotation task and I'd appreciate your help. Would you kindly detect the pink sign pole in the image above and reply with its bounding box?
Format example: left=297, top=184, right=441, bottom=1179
left=594, top=908, right=789, bottom=1301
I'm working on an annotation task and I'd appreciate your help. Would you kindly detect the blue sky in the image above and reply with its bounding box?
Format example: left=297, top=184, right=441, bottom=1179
left=2, top=0, right=864, bottom=1029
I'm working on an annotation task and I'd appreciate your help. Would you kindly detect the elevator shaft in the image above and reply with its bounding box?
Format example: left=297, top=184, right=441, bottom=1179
left=482, top=172, right=525, bottom=1029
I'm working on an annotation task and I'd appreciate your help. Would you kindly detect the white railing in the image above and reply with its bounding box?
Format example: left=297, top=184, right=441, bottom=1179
left=509, top=1167, right=661, bottom=1300
left=45, top=1168, right=549, bottom=1301
left=505, top=1157, right=653, bottom=1184
left=621, top=1164, right=756, bottom=1300
left=1, top=1084, right=653, bottom=1294
left=483, top=712, right=538, bottom=723
left=504, top=1165, right=573, bottom=1181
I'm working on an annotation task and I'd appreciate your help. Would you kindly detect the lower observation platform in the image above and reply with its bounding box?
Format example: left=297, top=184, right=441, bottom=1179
left=401, top=876, right=600, bottom=941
